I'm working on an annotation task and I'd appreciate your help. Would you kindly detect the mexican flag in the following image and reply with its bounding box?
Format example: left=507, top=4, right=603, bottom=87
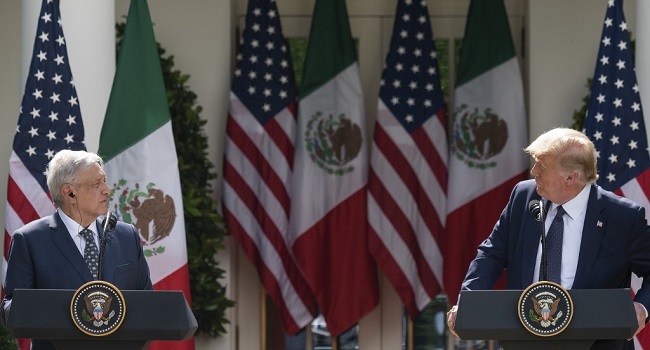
left=98, top=0, right=193, bottom=349
left=443, top=0, right=529, bottom=306
left=288, top=0, right=379, bottom=337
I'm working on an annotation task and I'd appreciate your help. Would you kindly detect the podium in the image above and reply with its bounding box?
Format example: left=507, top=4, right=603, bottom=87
left=5, top=289, right=198, bottom=350
left=455, top=289, right=638, bottom=350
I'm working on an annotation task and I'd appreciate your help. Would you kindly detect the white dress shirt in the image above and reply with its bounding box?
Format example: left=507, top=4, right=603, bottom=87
left=533, top=184, right=591, bottom=289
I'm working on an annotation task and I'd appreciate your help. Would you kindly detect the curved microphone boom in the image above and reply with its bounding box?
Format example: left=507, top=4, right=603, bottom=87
left=98, top=211, right=116, bottom=280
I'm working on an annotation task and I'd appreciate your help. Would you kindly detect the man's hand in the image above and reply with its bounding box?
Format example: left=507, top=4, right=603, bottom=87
left=633, top=301, right=647, bottom=338
left=447, top=304, right=459, bottom=338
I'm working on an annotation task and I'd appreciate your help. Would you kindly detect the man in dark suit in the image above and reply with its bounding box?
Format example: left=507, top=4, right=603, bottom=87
left=447, top=128, right=650, bottom=349
left=1, top=149, right=153, bottom=349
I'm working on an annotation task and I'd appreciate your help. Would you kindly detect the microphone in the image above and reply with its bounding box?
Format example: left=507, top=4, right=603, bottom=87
left=98, top=211, right=116, bottom=280
left=529, top=200, right=542, bottom=221
left=101, top=211, right=117, bottom=233
left=529, top=199, right=548, bottom=281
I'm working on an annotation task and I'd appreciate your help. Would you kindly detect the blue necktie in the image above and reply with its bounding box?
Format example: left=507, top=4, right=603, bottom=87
left=81, top=229, right=99, bottom=280
left=541, top=206, right=565, bottom=284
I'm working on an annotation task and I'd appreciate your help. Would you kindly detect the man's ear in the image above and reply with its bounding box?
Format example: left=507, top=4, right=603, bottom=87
left=61, top=183, right=75, bottom=201
left=566, top=171, right=578, bottom=183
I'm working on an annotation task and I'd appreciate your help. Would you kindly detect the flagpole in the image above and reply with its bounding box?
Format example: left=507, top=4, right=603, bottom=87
left=636, top=0, right=650, bottom=150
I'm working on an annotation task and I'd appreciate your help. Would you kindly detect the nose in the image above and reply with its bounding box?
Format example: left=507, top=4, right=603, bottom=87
left=101, top=182, right=111, bottom=194
left=530, top=163, right=539, bottom=176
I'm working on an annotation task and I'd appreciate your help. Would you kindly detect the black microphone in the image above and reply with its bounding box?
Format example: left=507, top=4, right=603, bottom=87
left=101, top=211, right=117, bottom=233
left=98, top=211, right=116, bottom=280
left=529, top=200, right=542, bottom=221
left=529, top=199, right=548, bottom=281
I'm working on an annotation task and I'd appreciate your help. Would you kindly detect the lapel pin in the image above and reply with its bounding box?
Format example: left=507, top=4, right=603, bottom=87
left=597, top=220, right=603, bottom=227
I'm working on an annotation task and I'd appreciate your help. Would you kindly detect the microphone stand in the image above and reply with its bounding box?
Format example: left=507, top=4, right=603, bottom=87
left=539, top=202, right=548, bottom=281
left=98, top=211, right=115, bottom=281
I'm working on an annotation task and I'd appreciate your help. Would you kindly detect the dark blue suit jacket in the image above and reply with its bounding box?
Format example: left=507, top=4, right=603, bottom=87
left=1, top=212, right=153, bottom=349
left=461, top=179, right=650, bottom=350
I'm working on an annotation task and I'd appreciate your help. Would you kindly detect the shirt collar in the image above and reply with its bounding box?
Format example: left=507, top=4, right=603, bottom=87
left=57, top=208, right=99, bottom=237
left=548, top=184, right=591, bottom=220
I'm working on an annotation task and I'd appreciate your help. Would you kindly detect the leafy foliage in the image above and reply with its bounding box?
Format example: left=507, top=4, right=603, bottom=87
left=570, top=78, right=592, bottom=131
left=116, top=21, right=233, bottom=337
left=0, top=323, right=18, bottom=349
left=571, top=35, right=635, bottom=131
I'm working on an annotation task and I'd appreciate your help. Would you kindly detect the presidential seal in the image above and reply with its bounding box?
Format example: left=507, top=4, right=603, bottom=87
left=70, top=281, right=126, bottom=336
left=518, top=281, right=573, bottom=336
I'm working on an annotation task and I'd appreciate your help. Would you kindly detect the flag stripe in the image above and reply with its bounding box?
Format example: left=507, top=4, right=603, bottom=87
left=374, top=104, right=447, bottom=232
left=368, top=168, right=440, bottom=282
left=222, top=160, right=296, bottom=273
left=413, top=110, right=449, bottom=192
left=368, top=146, right=444, bottom=282
left=6, top=177, right=40, bottom=227
left=367, top=167, right=442, bottom=283
left=370, top=128, right=444, bottom=247
left=226, top=103, right=292, bottom=215
left=620, top=171, right=650, bottom=211
left=367, top=200, right=432, bottom=314
left=8, top=153, right=56, bottom=219
left=263, top=113, right=296, bottom=172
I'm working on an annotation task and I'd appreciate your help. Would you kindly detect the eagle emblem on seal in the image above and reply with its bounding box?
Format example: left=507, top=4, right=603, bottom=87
left=531, top=296, right=563, bottom=327
left=83, top=291, right=115, bottom=326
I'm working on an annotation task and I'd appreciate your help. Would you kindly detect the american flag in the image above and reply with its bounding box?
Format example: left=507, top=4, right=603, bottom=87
left=4, top=0, right=85, bottom=279
left=4, top=1, right=85, bottom=348
left=222, top=0, right=316, bottom=335
left=583, top=0, right=650, bottom=195
left=367, top=0, right=447, bottom=318
left=582, top=0, right=650, bottom=348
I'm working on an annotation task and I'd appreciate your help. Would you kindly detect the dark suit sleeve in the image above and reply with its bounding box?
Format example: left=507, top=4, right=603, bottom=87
left=1, top=232, right=35, bottom=326
left=629, top=205, right=650, bottom=313
left=461, top=182, right=521, bottom=291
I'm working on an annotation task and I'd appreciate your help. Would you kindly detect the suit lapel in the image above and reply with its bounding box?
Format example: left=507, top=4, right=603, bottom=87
left=572, top=185, right=606, bottom=289
left=49, top=213, right=93, bottom=281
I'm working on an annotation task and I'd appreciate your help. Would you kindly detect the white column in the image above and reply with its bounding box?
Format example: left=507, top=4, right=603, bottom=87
left=636, top=0, right=650, bottom=148
left=22, top=0, right=115, bottom=153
